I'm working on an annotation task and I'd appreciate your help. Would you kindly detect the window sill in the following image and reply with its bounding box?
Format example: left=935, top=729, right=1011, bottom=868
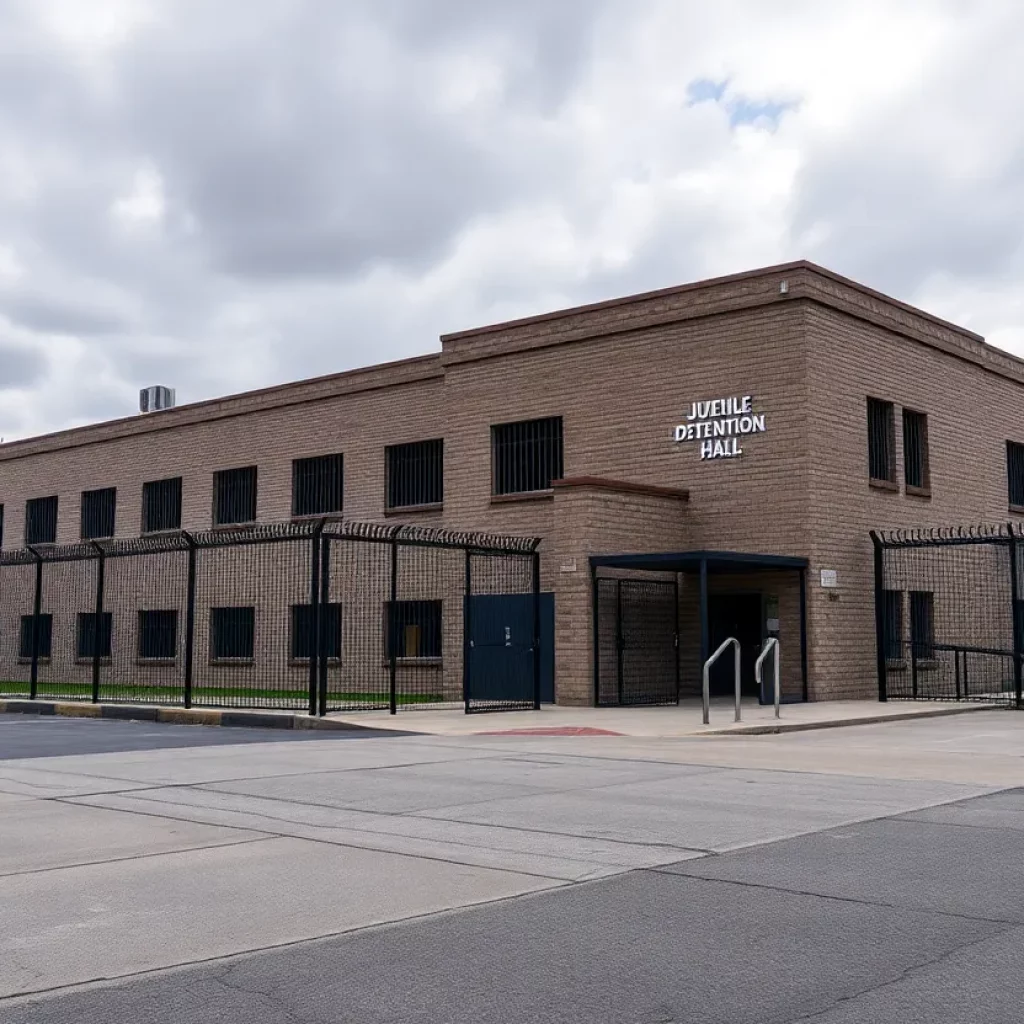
left=81, top=535, right=114, bottom=543
left=288, top=658, right=342, bottom=667
left=137, top=658, right=177, bottom=667
left=290, top=512, right=344, bottom=524
left=1010, top=504, right=1024, bottom=516
left=17, top=657, right=51, bottom=665
left=384, top=657, right=443, bottom=668
left=384, top=503, right=443, bottom=517
left=869, top=478, right=899, bottom=493
left=211, top=521, right=257, bottom=532
left=208, top=658, right=255, bottom=667
left=490, top=490, right=554, bottom=506
left=141, top=528, right=183, bottom=538
left=905, top=485, right=932, bottom=499
left=75, top=657, right=112, bottom=666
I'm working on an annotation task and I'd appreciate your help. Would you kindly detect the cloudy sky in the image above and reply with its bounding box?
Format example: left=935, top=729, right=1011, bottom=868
left=1, top=0, right=1022, bottom=441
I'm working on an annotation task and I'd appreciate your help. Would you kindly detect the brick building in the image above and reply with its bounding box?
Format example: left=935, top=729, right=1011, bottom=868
left=2, top=259, right=1023, bottom=707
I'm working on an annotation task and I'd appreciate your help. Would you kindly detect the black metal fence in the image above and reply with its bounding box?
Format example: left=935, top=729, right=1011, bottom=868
left=873, top=524, right=1024, bottom=707
left=0, top=520, right=541, bottom=715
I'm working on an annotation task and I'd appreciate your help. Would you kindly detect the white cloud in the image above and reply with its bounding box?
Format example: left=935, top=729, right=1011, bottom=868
left=1, top=0, right=1023, bottom=441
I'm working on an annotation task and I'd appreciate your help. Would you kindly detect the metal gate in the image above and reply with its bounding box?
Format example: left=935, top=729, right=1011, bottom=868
left=596, top=578, right=679, bottom=706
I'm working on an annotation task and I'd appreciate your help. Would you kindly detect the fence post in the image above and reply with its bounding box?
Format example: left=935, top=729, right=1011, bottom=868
left=389, top=536, right=398, bottom=715
left=28, top=547, right=43, bottom=700
left=615, top=579, right=624, bottom=705
left=1008, top=523, right=1023, bottom=709
left=308, top=520, right=325, bottom=717
left=183, top=532, right=197, bottom=710
left=89, top=541, right=106, bottom=704
left=871, top=531, right=887, bottom=702
left=318, top=533, right=331, bottom=717
left=463, top=549, right=472, bottom=714
left=532, top=550, right=541, bottom=711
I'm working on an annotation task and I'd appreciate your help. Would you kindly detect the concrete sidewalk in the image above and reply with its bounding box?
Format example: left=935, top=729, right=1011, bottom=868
left=326, top=697, right=995, bottom=738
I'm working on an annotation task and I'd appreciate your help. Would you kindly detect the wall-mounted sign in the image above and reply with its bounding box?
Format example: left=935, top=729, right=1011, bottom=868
left=673, top=395, right=766, bottom=460
left=559, top=559, right=578, bottom=574
left=820, top=569, right=838, bottom=589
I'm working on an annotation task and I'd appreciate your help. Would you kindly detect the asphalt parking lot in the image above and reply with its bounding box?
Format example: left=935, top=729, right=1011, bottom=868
left=1, top=712, right=1023, bottom=1023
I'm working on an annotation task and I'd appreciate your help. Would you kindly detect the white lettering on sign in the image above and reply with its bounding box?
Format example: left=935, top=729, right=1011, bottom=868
left=673, top=395, right=766, bottom=459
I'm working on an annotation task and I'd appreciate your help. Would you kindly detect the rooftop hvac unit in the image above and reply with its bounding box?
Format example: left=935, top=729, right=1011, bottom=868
left=139, top=386, right=176, bottom=414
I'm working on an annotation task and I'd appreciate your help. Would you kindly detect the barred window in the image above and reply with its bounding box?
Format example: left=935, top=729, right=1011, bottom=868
left=77, top=611, right=112, bottom=659
left=910, top=591, right=935, bottom=660
left=19, top=614, right=52, bottom=659
left=25, top=495, right=58, bottom=544
left=492, top=416, right=564, bottom=496
left=138, top=610, right=178, bottom=660
left=210, top=606, right=255, bottom=660
left=0, top=504, right=5, bottom=548
left=142, top=477, right=182, bottom=533
left=883, top=590, right=903, bottom=661
left=902, top=410, right=929, bottom=491
left=290, top=603, right=342, bottom=660
left=213, top=466, right=257, bottom=526
left=867, top=398, right=895, bottom=484
left=386, top=439, right=443, bottom=509
left=81, top=487, right=116, bottom=540
left=1008, top=442, right=1024, bottom=508
left=386, top=600, right=442, bottom=659
left=292, top=454, right=343, bottom=517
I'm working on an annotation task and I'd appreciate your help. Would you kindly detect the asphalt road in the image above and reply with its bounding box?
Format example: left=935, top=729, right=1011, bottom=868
left=0, top=714, right=398, bottom=759
left=2, top=713, right=1023, bottom=1023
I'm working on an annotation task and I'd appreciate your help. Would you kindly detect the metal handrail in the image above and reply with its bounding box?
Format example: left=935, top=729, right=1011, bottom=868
left=756, top=638, right=781, bottom=719
left=703, top=637, right=741, bottom=725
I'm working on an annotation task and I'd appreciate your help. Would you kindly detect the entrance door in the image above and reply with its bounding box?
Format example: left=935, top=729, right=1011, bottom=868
left=467, top=593, right=555, bottom=706
left=708, top=593, right=762, bottom=697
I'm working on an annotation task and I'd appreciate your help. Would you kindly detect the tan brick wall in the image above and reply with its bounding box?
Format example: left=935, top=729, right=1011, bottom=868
left=805, top=299, right=1024, bottom=699
left=5, top=260, right=1024, bottom=705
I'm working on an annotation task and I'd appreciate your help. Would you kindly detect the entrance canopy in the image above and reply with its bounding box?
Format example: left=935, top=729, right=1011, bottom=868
left=589, top=551, right=808, bottom=574
left=589, top=550, right=809, bottom=707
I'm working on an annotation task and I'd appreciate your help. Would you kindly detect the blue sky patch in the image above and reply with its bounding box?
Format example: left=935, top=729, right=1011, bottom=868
left=687, top=77, right=796, bottom=130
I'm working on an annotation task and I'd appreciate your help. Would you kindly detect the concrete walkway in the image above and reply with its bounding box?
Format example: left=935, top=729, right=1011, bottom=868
left=327, top=697, right=993, bottom=738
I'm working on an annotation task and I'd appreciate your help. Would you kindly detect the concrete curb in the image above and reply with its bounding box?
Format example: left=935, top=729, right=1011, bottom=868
left=0, top=699, right=403, bottom=734
left=701, top=702, right=997, bottom=736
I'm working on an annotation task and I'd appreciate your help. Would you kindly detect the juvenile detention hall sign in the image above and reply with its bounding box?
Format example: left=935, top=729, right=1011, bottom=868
left=674, top=395, right=766, bottom=460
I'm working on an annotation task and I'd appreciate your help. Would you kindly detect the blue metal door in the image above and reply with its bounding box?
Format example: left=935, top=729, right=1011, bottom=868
left=466, top=593, right=554, bottom=709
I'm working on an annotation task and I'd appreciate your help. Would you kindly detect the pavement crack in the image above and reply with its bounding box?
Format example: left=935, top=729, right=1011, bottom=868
left=778, top=924, right=1021, bottom=1024
left=648, top=869, right=1024, bottom=927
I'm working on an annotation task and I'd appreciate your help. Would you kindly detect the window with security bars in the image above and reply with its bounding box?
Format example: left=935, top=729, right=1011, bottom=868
left=77, top=612, right=112, bottom=660
left=0, top=504, right=5, bottom=548
left=142, top=477, right=182, bottom=533
left=138, top=610, right=178, bottom=660
left=210, top=606, right=255, bottom=661
left=910, top=591, right=935, bottom=660
left=492, top=416, right=563, bottom=495
left=386, top=439, right=443, bottom=509
left=25, top=495, right=58, bottom=544
left=19, top=614, right=52, bottom=659
left=290, top=603, right=342, bottom=660
left=1008, top=442, right=1024, bottom=508
left=81, top=487, right=116, bottom=540
left=292, top=454, right=343, bottom=517
left=883, top=590, right=903, bottom=661
left=213, top=466, right=257, bottom=525
left=866, top=398, right=895, bottom=484
left=902, top=410, right=929, bottom=491
left=386, top=600, right=442, bottom=659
